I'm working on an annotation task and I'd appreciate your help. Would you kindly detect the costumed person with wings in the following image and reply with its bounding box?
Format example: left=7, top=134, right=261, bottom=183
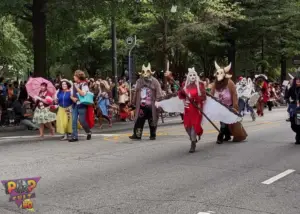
left=211, top=62, right=247, bottom=144
left=178, top=68, right=206, bottom=153
left=129, top=63, right=163, bottom=140
left=157, top=64, right=245, bottom=153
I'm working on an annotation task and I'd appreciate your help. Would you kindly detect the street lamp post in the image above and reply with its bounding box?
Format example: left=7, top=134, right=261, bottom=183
left=127, top=35, right=137, bottom=103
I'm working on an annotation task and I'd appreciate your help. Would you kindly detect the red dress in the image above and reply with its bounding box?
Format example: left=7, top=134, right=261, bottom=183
left=178, top=82, right=206, bottom=136
left=260, top=81, right=269, bottom=103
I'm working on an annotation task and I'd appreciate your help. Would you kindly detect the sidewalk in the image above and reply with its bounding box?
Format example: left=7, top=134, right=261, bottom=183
left=0, top=116, right=182, bottom=138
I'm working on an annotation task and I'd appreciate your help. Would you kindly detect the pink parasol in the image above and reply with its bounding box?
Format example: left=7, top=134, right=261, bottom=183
left=25, top=77, right=56, bottom=98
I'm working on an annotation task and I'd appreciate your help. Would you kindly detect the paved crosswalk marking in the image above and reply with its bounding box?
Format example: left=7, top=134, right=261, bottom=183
left=262, top=169, right=295, bottom=185
left=197, top=211, right=215, bottom=214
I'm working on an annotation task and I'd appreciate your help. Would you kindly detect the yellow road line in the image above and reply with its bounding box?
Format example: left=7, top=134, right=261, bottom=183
left=102, top=121, right=281, bottom=141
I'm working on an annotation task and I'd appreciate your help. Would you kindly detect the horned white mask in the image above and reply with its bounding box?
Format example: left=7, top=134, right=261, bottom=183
left=139, top=63, right=155, bottom=79
left=214, top=61, right=232, bottom=81
left=184, top=67, right=201, bottom=95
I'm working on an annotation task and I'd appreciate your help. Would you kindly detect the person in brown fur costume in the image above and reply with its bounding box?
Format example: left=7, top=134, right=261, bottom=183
left=211, top=61, right=247, bottom=144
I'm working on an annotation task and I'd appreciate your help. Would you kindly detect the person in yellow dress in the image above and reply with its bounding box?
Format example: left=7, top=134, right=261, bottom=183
left=55, top=79, right=73, bottom=140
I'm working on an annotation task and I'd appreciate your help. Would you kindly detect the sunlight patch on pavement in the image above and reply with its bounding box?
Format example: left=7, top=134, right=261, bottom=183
left=103, top=132, right=168, bottom=141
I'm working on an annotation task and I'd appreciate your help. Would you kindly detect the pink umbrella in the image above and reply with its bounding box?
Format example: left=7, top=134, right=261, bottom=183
left=25, top=77, right=56, bottom=98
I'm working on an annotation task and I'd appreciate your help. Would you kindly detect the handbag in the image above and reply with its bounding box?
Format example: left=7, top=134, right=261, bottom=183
left=77, top=92, right=94, bottom=105
left=49, top=105, right=58, bottom=113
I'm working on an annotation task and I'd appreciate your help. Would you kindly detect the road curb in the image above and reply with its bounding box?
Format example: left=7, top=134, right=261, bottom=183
left=0, top=120, right=182, bottom=145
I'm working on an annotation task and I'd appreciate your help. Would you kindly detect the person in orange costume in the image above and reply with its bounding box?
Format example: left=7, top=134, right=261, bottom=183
left=178, top=67, right=206, bottom=153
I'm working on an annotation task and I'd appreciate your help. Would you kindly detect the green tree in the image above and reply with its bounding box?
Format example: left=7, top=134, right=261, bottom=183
left=0, top=16, right=32, bottom=78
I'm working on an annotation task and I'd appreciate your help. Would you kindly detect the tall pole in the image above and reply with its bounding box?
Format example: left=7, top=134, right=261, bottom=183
left=128, top=35, right=137, bottom=103
left=111, top=1, right=118, bottom=101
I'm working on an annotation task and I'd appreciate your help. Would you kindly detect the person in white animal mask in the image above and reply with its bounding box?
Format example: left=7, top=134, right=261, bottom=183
left=178, top=67, right=206, bottom=153
left=211, top=61, right=247, bottom=144
left=129, top=63, right=163, bottom=140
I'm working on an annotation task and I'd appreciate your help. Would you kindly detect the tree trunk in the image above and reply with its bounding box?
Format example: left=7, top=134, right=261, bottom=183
left=32, top=0, right=47, bottom=77
left=280, top=55, right=286, bottom=83
left=227, top=39, right=236, bottom=81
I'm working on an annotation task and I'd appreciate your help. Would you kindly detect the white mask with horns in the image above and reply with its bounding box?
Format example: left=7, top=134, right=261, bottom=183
left=139, top=63, right=155, bottom=79
left=184, top=67, right=201, bottom=96
left=214, top=61, right=232, bottom=81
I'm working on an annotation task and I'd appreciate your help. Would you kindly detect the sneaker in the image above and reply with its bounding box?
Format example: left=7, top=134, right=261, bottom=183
left=224, top=136, right=231, bottom=141
left=60, top=135, right=68, bottom=141
left=69, top=138, right=78, bottom=142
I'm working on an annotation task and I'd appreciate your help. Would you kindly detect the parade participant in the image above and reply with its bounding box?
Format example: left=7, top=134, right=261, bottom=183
left=285, top=76, right=294, bottom=122
left=69, top=70, right=93, bottom=142
left=254, top=74, right=269, bottom=116
left=129, top=63, right=163, bottom=140
left=267, top=83, right=277, bottom=111
left=97, top=92, right=112, bottom=128
left=178, top=67, right=206, bottom=153
left=33, top=82, right=56, bottom=137
left=56, top=79, right=73, bottom=140
left=236, top=77, right=256, bottom=121
left=211, top=61, right=247, bottom=144
left=159, top=68, right=243, bottom=151
left=285, top=74, right=300, bottom=144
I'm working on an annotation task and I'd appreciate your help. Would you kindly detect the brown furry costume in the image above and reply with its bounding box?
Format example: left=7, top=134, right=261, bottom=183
left=211, top=62, right=247, bottom=143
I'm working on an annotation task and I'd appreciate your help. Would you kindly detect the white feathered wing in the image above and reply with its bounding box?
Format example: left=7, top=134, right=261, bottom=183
left=156, top=96, right=242, bottom=124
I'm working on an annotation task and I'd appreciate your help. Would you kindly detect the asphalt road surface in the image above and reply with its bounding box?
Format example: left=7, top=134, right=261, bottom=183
left=0, top=108, right=299, bottom=214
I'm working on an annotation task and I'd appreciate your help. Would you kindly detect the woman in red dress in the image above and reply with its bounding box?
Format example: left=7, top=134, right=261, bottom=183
left=178, top=68, right=206, bottom=153
left=255, top=74, right=269, bottom=116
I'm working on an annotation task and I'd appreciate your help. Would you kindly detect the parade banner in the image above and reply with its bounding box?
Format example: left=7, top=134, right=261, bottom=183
left=1, top=177, right=41, bottom=212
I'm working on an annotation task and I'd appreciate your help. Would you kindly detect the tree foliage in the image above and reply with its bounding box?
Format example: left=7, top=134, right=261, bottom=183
left=0, top=0, right=300, bottom=80
left=0, top=15, right=32, bottom=77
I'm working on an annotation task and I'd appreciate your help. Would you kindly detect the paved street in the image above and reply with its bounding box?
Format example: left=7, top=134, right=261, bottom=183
left=0, top=108, right=299, bottom=214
